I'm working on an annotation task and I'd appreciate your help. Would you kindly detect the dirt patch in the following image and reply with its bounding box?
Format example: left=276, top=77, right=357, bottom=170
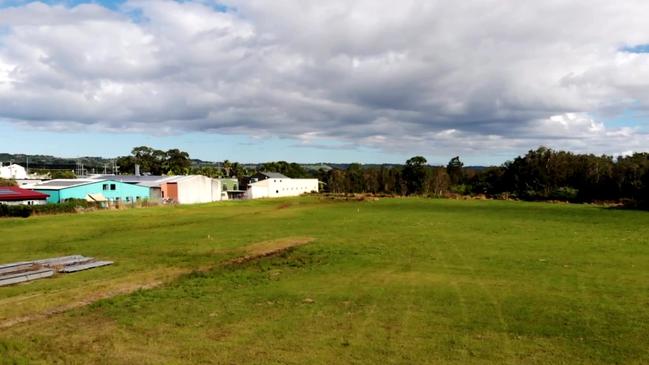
left=0, top=237, right=314, bottom=330
left=225, top=236, right=314, bottom=265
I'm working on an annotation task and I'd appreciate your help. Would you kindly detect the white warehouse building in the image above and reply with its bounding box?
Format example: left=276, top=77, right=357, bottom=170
left=246, top=172, right=318, bottom=199
left=0, top=164, right=28, bottom=180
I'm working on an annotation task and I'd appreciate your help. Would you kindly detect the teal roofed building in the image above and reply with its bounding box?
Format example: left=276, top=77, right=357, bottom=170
left=32, top=179, right=150, bottom=204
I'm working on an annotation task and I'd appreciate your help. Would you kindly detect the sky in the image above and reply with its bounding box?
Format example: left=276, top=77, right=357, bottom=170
left=2, top=1, right=649, bottom=165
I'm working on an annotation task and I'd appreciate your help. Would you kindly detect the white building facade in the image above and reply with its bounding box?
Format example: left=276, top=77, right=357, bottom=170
left=246, top=177, right=319, bottom=199
left=0, top=164, right=28, bottom=180
left=168, top=175, right=222, bottom=204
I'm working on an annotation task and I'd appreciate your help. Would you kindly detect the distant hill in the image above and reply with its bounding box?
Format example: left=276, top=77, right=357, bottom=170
left=0, top=153, right=115, bottom=171
left=1, top=153, right=490, bottom=172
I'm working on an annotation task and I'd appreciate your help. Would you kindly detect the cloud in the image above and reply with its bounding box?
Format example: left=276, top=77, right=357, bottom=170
left=2, top=0, right=649, bottom=159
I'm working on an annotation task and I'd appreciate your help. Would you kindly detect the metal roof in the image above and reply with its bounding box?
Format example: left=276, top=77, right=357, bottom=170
left=90, top=175, right=171, bottom=183
left=88, top=175, right=198, bottom=187
left=32, top=179, right=98, bottom=189
left=0, top=186, right=49, bottom=201
left=258, top=172, right=289, bottom=179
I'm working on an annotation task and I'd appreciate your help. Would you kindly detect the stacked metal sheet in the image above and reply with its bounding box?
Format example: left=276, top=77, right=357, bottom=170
left=0, top=255, right=113, bottom=287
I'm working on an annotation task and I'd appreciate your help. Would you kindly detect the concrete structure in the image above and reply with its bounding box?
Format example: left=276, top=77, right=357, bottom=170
left=32, top=179, right=150, bottom=204
left=245, top=173, right=318, bottom=199
left=0, top=186, right=48, bottom=205
left=0, top=164, right=27, bottom=180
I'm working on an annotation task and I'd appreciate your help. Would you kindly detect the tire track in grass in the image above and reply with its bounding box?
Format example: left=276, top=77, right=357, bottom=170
left=361, top=274, right=385, bottom=355
left=433, top=239, right=471, bottom=350
left=0, top=237, right=314, bottom=330
left=446, top=240, right=514, bottom=363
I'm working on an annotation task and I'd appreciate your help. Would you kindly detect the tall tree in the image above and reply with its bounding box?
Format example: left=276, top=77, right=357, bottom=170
left=403, top=156, right=428, bottom=195
left=446, top=156, right=464, bottom=186
left=165, top=149, right=191, bottom=175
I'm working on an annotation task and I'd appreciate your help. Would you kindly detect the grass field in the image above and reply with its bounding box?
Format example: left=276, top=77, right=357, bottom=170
left=1, top=197, right=648, bottom=364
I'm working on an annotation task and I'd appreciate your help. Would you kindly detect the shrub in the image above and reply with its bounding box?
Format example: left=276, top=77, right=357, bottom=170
left=550, top=187, right=579, bottom=202
left=0, top=178, right=17, bottom=187
left=31, top=199, right=97, bottom=215
left=0, top=204, right=33, bottom=218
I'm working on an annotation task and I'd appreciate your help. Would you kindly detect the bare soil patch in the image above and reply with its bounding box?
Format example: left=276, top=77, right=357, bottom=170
left=225, top=236, right=314, bottom=265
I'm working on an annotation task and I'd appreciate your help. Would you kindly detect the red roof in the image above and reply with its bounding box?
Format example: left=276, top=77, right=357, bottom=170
left=0, top=186, right=49, bottom=201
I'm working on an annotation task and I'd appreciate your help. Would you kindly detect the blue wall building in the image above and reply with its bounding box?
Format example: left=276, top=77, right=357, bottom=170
left=33, top=179, right=150, bottom=204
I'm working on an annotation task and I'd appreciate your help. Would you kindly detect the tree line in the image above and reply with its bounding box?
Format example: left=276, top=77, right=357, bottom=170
left=11, top=144, right=649, bottom=207
left=116, top=147, right=310, bottom=179
left=116, top=146, right=193, bottom=175
left=315, top=147, right=649, bottom=207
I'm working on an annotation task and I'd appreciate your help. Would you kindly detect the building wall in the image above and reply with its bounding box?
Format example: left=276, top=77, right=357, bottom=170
left=149, top=187, right=162, bottom=201
left=246, top=178, right=318, bottom=199
left=0, top=164, right=27, bottom=179
left=176, top=176, right=222, bottom=204
left=35, top=190, right=60, bottom=204
left=161, top=183, right=178, bottom=201
left=37, top=181, right=150, bottom=203
left=0, top=199, right=47, bottom=206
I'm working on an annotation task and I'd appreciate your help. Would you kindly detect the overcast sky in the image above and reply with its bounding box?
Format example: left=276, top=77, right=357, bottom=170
left=1, top=0, right=649, bottom=164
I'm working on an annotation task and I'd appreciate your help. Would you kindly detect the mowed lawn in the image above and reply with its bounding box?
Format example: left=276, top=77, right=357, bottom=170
left=1, top=197, right=649, bottom=364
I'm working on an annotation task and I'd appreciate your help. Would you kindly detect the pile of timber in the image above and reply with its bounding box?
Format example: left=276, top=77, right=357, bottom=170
left=0, top=255, right=113, bottom=287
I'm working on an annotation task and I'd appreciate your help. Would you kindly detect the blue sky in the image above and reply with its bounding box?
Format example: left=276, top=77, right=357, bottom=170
left=0, top=121, right=417, bottom=164
left=2, top=1, right=649, bottom=165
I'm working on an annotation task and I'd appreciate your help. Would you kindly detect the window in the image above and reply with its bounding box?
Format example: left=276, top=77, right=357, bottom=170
left=103, top=184, right=108, bottom=191
left=110, top=184, right=116, bottom=190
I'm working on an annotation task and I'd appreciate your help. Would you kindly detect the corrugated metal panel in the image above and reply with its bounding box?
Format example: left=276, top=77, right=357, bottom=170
left=59, top=261, right=113, bottom=273
left=0, top=255, right=114, bottom=287
left=0, top=269, right=54, bottom=287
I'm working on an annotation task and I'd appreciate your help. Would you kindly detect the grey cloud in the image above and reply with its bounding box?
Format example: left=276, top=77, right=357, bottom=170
left=2, top=0, right=649, bottom=158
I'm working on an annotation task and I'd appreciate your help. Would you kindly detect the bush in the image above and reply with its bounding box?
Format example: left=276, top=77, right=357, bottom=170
left=0, top=199, right=99, bottom=218
left=31, top=199, right=96, bottom=215
left=550, top=187, right=579, bottom=202
left=0, top=178, right=17, bottom=187
left=0, top=204, right=33, bottom=218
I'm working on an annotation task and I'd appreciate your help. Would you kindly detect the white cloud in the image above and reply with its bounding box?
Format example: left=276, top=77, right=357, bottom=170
left=1, top=0, right=649, bottom=159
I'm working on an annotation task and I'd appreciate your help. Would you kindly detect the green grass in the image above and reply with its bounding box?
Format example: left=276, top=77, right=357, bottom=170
left=1, top=197, right=649, bottom=364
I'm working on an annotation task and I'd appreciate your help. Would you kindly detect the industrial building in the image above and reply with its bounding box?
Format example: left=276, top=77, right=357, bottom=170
left=32, top=179, right=150, bottom=204
left=0, top=186, right=48, bottom=205
left=0, top=164, right=28, bottom=180
left=245, top=172, right=319, bottom=199
left=89, top=174, right=223, bottom=204
left=160, top=175, right=222, bottom=204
